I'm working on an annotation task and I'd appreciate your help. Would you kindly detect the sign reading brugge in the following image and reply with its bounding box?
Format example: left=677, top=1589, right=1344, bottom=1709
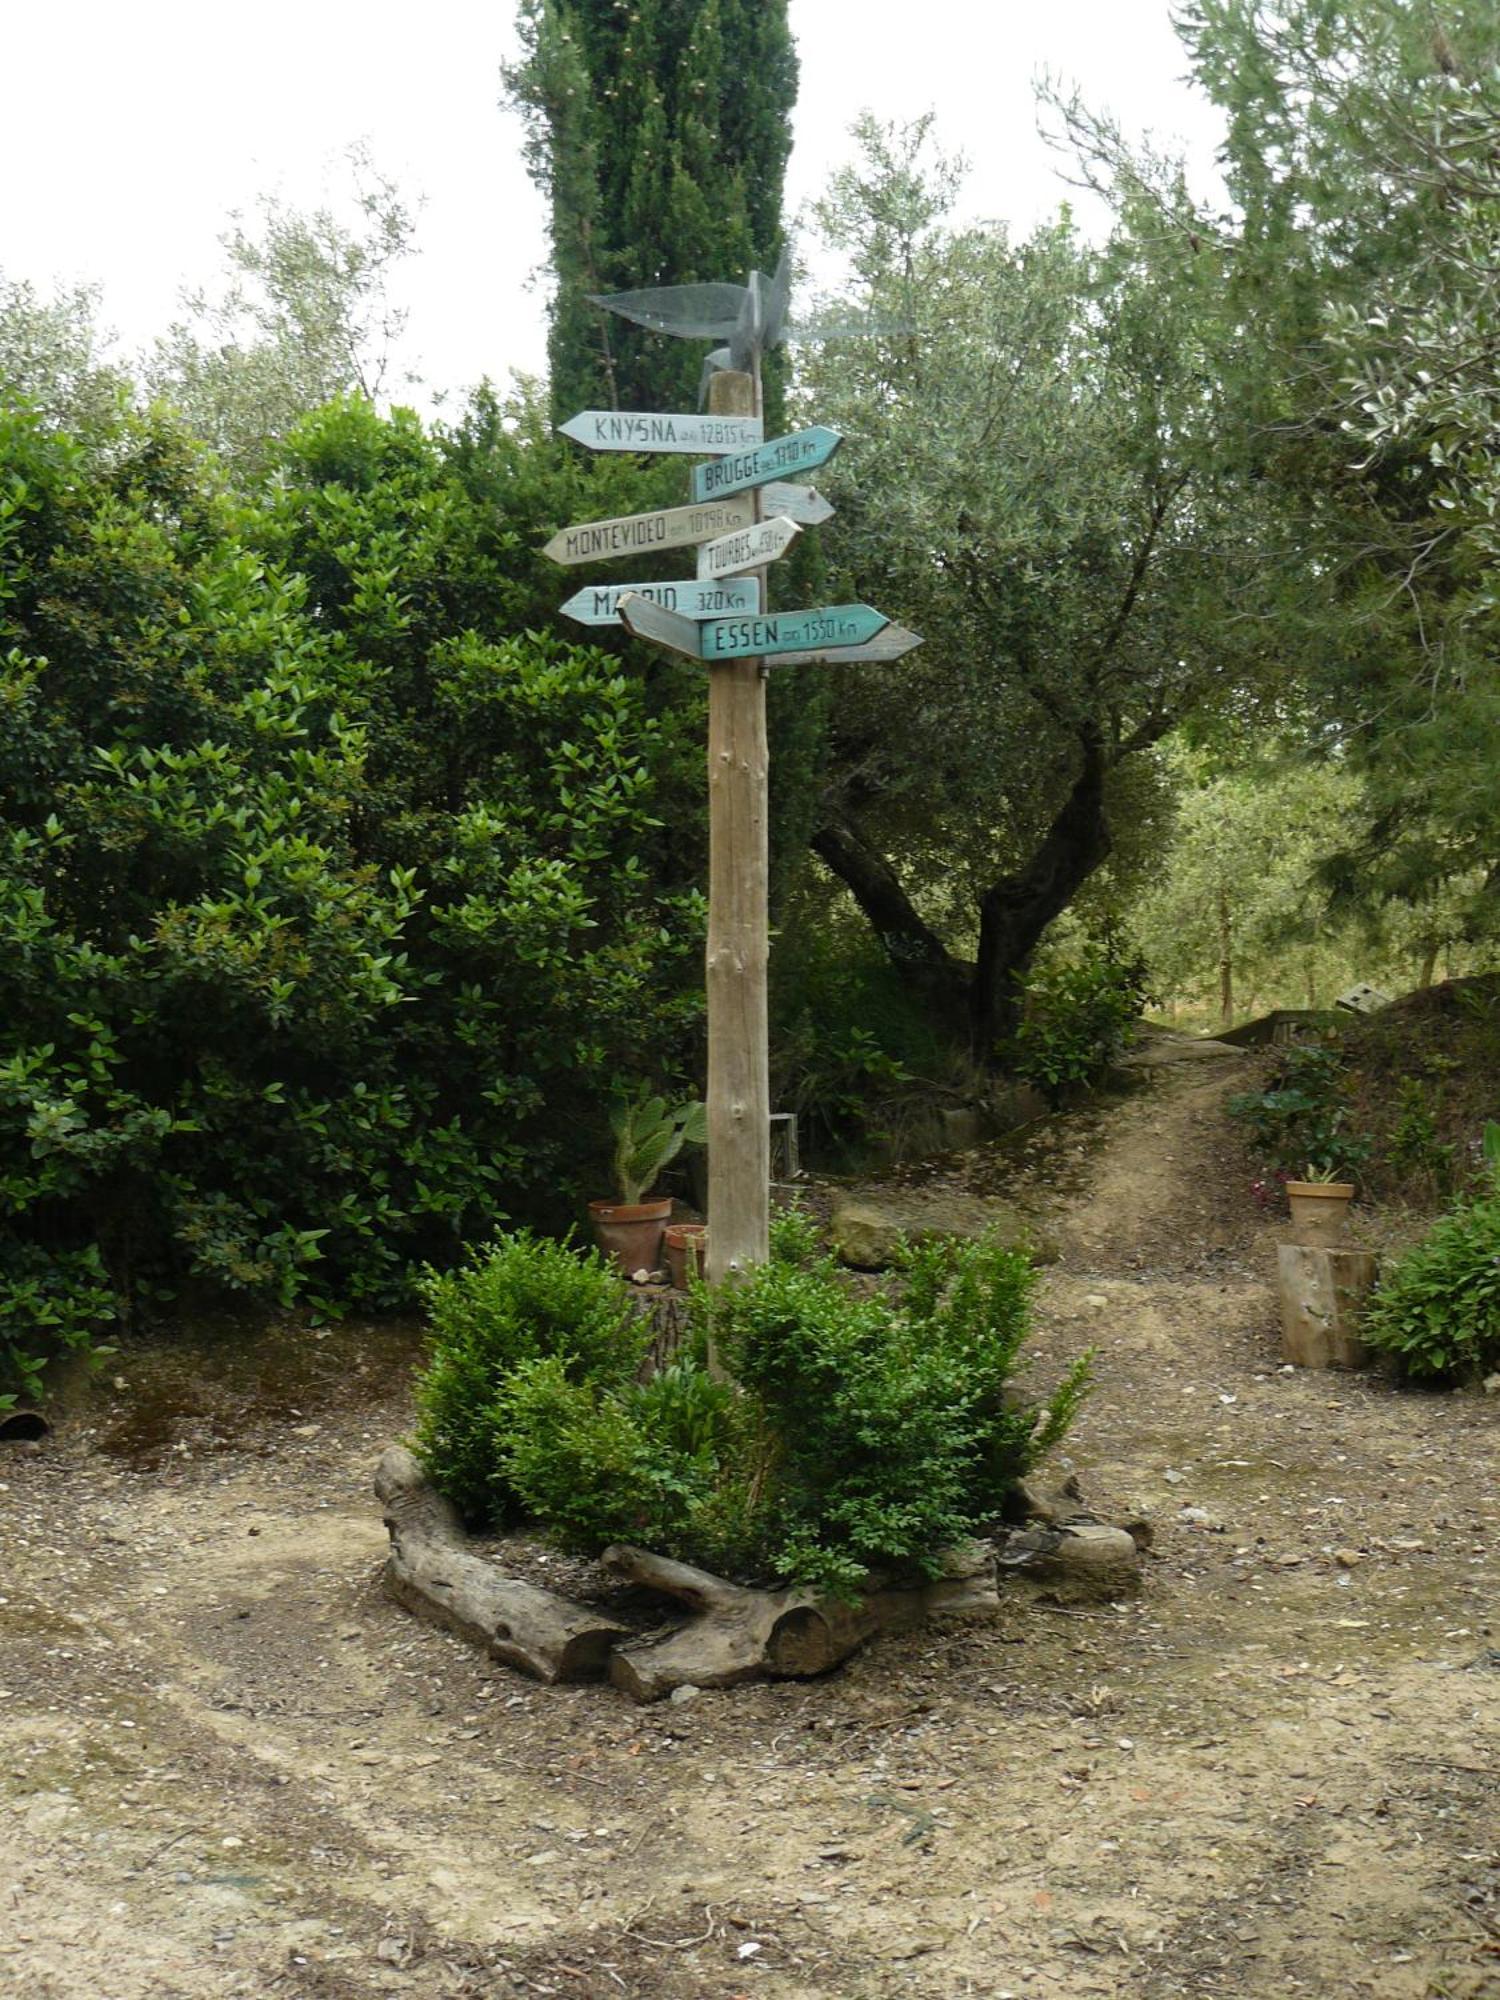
left=690, top=426, right=842, bottom=504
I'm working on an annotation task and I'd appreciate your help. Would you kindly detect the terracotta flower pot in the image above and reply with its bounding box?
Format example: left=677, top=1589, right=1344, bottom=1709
left=664, top=1222, right=708, bottom=1290
left=588, top=1197, right=671, bottom=1277
left=1284, top=1180, right=1355, bottom=1248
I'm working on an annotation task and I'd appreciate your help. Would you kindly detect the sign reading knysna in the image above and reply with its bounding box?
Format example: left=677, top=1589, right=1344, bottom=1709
left=559, top=410, right=764, bottom=454
left=691, top=426, right=842, bottom=503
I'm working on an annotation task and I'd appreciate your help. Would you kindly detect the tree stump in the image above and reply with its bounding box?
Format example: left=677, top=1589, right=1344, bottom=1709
left=1276, top=1244, right=1377, bottom=1369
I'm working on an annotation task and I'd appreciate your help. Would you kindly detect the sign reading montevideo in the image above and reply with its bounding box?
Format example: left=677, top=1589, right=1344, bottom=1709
left=543, top=493, right=756, bottom=567
left=697, top=604, right=888, bottom=662
left=560, top=410, right=764, bottom=454
left=560, top=576, right=760, bottom=627
left=691, top=426, right=842, bottom=504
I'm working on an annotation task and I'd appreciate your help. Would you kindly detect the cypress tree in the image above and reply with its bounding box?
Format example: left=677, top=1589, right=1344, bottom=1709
left=505, top=0, right=797, bottom=420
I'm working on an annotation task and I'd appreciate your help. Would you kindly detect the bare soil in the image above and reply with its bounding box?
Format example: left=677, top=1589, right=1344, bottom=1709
left=3, top=1057, right=1497, bottom=2000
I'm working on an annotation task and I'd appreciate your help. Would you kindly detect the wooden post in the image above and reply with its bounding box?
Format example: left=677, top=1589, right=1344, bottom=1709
left=703, top=367, right=770, bottom=1284
left=1276, top=1244, right=1377, bottom=1368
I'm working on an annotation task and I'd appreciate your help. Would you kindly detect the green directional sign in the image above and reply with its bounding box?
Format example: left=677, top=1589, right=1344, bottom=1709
left=697, top=604, right=889, bottom=662
left=691, top=426, right=842, bottom=504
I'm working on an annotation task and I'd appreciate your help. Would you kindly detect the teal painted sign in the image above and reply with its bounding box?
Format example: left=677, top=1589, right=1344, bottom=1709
left=697, top=604, right=888, bottom=662
left=691, top=426, right=842, bottom=504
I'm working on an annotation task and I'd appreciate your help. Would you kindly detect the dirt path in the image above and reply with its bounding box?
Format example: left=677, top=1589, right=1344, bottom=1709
left=3, top=1060, right=1497, bottom=2000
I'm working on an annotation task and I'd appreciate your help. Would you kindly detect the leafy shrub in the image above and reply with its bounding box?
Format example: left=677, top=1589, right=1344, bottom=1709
left=1228, top=1044, right=1373, bottom=1182
left=1362, top=1125, right=1500, bottom=1382
left=0, top=395, right=702, bottom=1397
left=417, top=1229, right=1091, bottom=1594
left=1008, top=950, right=1150, bottom=1101
left=413, top=1232, right=647, bottom=1522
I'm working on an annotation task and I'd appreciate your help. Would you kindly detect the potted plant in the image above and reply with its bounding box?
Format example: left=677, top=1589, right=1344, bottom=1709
left=1284, top=1159, right=1356, bottom=1247
left=589, top=1089, right=707, bottom=1276
left=664, top=1220, right=708, bottom=1290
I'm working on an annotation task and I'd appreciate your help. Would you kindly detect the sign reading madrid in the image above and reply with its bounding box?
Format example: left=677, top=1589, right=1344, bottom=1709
left=691, top=426, right=842, bottom=504
left=560, top=577, right=760, bottom=626
left=560, top=409, right=764, bottom=454
left=697, top=604, right=888, bottom=662
left=543, top=494, right=756, bottom=567
left=696, top=515, right=800, bottom=582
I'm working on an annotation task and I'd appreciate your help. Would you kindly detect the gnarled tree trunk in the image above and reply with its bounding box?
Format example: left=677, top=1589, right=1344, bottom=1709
left=970, top=734, right=1113, bottom=1059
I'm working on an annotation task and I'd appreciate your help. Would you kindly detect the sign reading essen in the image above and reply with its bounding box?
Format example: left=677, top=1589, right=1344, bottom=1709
left=696, top=604, right=889, bottom=661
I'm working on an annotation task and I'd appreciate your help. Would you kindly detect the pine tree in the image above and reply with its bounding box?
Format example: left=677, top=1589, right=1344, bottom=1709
left=505, top=0, right=797, bottom=420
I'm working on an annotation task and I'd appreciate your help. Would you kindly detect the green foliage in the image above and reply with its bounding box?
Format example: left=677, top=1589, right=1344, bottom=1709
left=767, top=1199, right=820, bottom=1269
left=0, top=392, right=703, bottom=1397
left=608, top=1088, right=706, bottom=1205
left=413, top=1232, right=647, bottom=1523
left=1363, top=1141, right=1500, bottom=1382
left=1008, top=951, right=1149, bottom=1102
left=1228, top=1045, right=1373, bottom=1184
left=414, top=1229, right=1089, bottom=1593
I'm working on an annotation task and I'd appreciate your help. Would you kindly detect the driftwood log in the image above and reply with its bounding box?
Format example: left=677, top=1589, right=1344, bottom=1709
left=601, top=1541, right=998, bottom=1702
left=375, top=1446, right=626, bottom=1684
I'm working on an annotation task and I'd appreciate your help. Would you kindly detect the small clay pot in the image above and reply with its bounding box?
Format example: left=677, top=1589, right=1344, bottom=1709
left=1284, top=1180, right=1355, bottom=1248
left=664, top=1222, right=708, bottom=1290
left=588, top=1197, right=671, bottom=1277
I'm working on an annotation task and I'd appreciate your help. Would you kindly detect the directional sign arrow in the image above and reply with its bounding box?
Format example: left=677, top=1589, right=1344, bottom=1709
left=559, top=409, right=764, bottom=454
left=543, top=493, right=757, bottom=567
left=559, top=576, right=761, bottom=626
left=616, top=593, right=703, bottom=659
left=696, top=514, right=801, bottom=582
left=773, top=623, right=924, bottom=667
left=692, top=426, right=843, bottom=504
left=697, top=604, right=889, bottom=662
left=761, top=481, right=835, bottom=527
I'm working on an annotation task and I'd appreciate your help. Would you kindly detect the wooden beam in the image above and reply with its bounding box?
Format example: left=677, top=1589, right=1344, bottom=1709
left=704, top=367, right=770, bottom=1289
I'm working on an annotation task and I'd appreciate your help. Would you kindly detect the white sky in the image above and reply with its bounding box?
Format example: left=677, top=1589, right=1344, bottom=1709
left=2, top=1, right=1224, bottom=410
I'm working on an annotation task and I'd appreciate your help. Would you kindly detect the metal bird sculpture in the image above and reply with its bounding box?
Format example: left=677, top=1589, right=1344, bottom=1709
left=589, top=249, right=899, bottom=405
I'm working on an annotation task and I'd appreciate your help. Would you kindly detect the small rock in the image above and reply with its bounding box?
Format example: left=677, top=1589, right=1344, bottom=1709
left=220, top=1837, right=243, bottom=1851
left=1483, top=1373, right=1500, bottom=1397
left=1163, top=1469, right=1186, bottom=1486
left=1178, top=1507, right=1216, bottom=1527
left=1333, top=1548, right=1362, bottom=1568
left=668, top=1683, right=702, bottom=1706
left=289, top=1424, right=322, bottom=1440
left=1084, top=1293, right=1108, bottom=1309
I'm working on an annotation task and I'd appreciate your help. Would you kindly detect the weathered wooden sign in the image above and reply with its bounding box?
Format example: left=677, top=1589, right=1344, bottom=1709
left=696, top=514, right=800, bottom=582
left=773, top=623, right=924, bottom=667
left=697, top=604, right=888, bottom=662
left=761, top=482, right=835, bottom=527
left=616, top=593, right=704, bottom=658
left=543, top=493, right=756, bottom=567
left=560, top=576, right=761, bottom=626
left=691, top=426, right=842, bottom=504
left=559, top=409, right=764, bottom=454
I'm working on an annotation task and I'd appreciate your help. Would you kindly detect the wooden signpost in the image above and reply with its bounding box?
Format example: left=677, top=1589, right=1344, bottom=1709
left=773, top=623, right=924, bottom=668
left=696, top=514, right=800, bottom=582
left=545, top=273, right=918, bottom=1289
left=559, top=409, right=763, bottom=453
left=543, top=493, right=759, bottom=566
left=560, top=577, right=760, bottom=627
left=691, top=425, right=842, bottom=504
